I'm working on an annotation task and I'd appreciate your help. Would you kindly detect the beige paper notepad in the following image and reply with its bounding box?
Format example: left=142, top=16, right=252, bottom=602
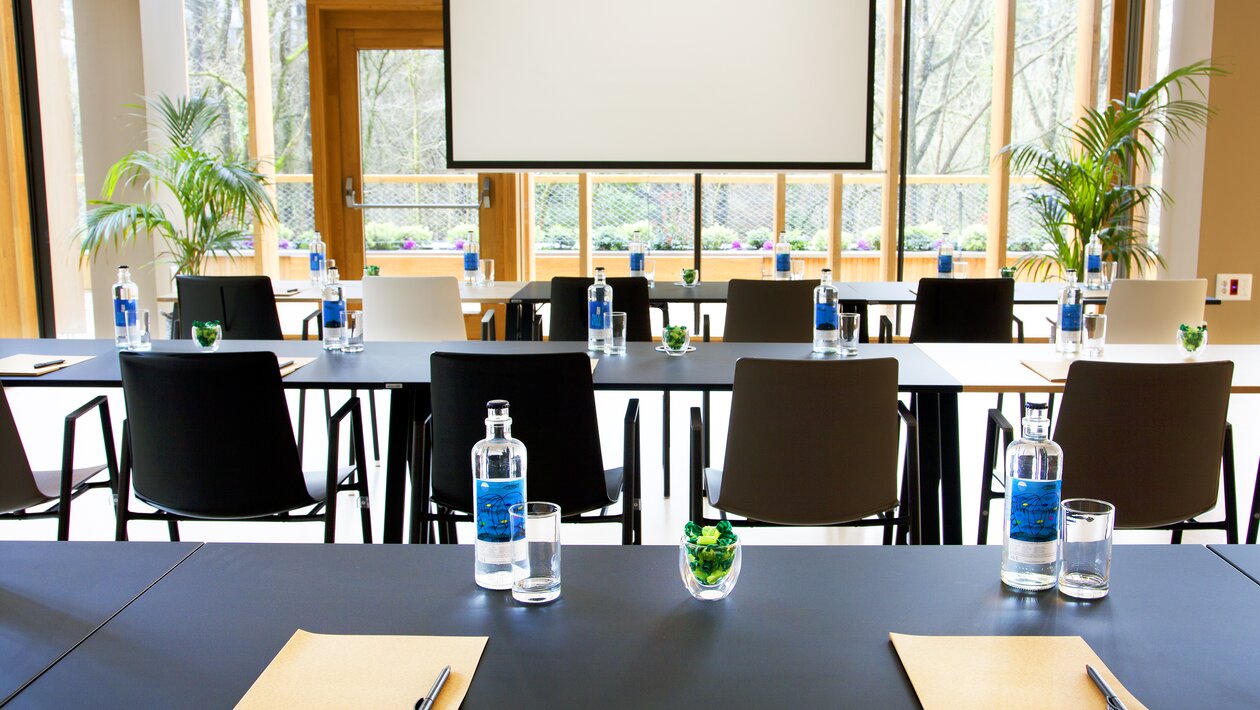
left=278, top=356, right=316, bottom=378
left=0, top=354, right=94, bottom=376
left=890, top=633, right=1146, bottom=709
left=236, top=630, right=488, bottom=710
left=1021, top=359, right=1074, bottom=383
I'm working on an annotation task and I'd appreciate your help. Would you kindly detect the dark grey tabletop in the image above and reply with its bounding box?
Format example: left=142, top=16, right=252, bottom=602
left=9, top=544, right=1259, bottom=708
left=0, top=339, right=961, bottom=393
left=844, top=280, right=1067, bottom=305
left=1209, top=545, right=1260, bottom=585
left=0, top=541, right=199, bottom=705
left=511, top=280, right=730, bottom=304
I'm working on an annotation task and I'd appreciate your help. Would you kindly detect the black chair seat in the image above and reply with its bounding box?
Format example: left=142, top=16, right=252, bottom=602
left=29, top=465, right=108, bottom=501
left=302, top=466, right=359, bottom=503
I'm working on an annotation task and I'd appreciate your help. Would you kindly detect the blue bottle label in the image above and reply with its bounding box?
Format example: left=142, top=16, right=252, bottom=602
left=1009, top=479, right=1061, bottom=543
left=309, top=252, right=323, bottom=272
left=475, top=478, right=525, bottom=543
left=938, top=254, right=953, bottom=273
left=114, top=298, right=137, bottom=328
left=1087, top=254, right=1101, bottom=273
left=630, top=252, right=644, bottom=272
left=815, top=303, right=838, bottom=330
left=464, top=252, right=479, bottom=271
left=1060, top=303, right=1081, bottom=332
left=589, top=301, right=608, bottom=330
left=775, top=253, right=791, bottom=272
left=323, top=299, right=345, bottom=328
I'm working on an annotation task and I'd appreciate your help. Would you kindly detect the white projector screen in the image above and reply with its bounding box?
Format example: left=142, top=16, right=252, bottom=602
left=444, top=0, right=875, bottom=170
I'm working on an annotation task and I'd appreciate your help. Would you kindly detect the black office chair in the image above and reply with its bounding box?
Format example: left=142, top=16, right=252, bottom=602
left=411, top=352, right=640, bottom=544
left=689, top=358, right=920, bottom=544
left=174, top=275, right=284, bottom=340
left=116, top=351, right=371, bottom=543
left=978, top=360, right=1237, bottom=544
left=0, top=383, right=117, bottom=540
left=906, top=278, right=1020, bottom=344
left=548, top=276, right=675, bottom=495
left=722, top=279, right=872, bottom=344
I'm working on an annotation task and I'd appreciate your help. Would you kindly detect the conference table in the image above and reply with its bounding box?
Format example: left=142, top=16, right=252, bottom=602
left=4, top=542, right=1260, bottom=707
left=0, top=339, right=964, bottom=545
left=157, top=279, right=529, bottom=306
left=1210, top=545, right=1260, bottom=585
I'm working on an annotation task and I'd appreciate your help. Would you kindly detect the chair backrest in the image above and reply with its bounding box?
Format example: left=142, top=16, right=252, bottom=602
left=361, top=275, right=467, bottom=341
left=0, top=383, right=43, bottom=514
left=909, top=278, right=1015, bottom=343
left=1054, top=360, right=1233, bottom=529
left=119, top=352, right=312, bottom=518
left=1103, top=279, right=1207, bottom=344
left=175, top=275, right=283, bottom=340
left=716, top=357, right=900, bottom=524
left=548, top=276, right=652, bottom=342
left=724, top=279, right=870, bottom=343
left=429, top=352, right=609, bottom=515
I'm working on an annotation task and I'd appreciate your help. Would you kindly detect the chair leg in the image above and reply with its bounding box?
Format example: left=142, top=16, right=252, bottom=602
left=297, top=389, right=307, bottom=469
left=1248, top=455, right=1260, bottom=545
left=167, top=520, right=180, bottom=542
left=1223, top=423, right=1238, bottom=544
left=977, top=414, right=999, bottom=546
left=1171, top=529, right=1183, bottom=545
left=115, top=422, right=132, bottom=542
left=662, top=391, right=671, bottom=498
left=881, top=510, right=894, bottom=546
left=368, top=389, right=381, bottom=463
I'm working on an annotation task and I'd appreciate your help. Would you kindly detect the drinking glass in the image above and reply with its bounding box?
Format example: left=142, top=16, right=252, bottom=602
left=192, top=321, right=222, bottom=352
left=643, top=258, right=656, bottom=287
left=791, top=259, right=806, bottom=281
left=343, top=310, right=365, bottom=353
left=680, top=536, right=741, bottom=601
left=608, top=312, right=627, bottom=355
left=134, top=309, right=153, bottom=351
left=761, top=257, right=773, bottom=280
left=511, top=502, right=561, bottom=604
left=1083, top=313, right=1106, bottom=357
left=1059, top=499, right=1114, bottom=599
left=661, top=326, right=690, bottom=355
left=838, top=312, right=861, bottom=356
left=953, top=260, right=969, bottom=279
left=1101, top=262, right=1119, bottom=289
left=479, top=258, right=495, bottom=286
left=680, top=268, right=699, bottom=287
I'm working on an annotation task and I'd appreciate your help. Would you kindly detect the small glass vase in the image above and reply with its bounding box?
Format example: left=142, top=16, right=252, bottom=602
left=192, top=321, right=223, bottom=352
left=1176, top=325, right=1207, bottom=359
left=680, top=268, right=699, bottom=287
left=662, top=326, right=690, bottom=356
left=679, top=536, right=741, bottom=601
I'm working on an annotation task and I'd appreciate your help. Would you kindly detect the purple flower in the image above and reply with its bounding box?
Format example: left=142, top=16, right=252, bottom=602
left=930, top=239, right=942, bottom=250
left=241, top=239, right=254, bottom=250
left=454, top=239, right=465, bottom=250
left=762, top=241, right=773, bottom=251
left=401, top=239, right=417, bottom=250
left=730, top=240, right=742, bottom=250
left=279, top=239, right=292, bottom=250
left=856, top=238, right=871, bottom=251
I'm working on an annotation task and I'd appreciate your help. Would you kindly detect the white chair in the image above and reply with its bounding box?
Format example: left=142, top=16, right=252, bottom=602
left=1104, top=278, right=1207, bottom=344
left=362, top=276, right=468, bottom=341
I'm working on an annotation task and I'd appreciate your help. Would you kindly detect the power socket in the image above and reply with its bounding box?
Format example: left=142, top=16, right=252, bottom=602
left=1216, top=273, right=1252, bottom=301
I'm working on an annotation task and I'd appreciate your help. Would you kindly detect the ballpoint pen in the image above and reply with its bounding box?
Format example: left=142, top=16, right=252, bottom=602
left=415, top=665, right=451, bottom=710
left=1087, top=664, right=1128, bottom=710
left=32, top=359, right=65, bottom=369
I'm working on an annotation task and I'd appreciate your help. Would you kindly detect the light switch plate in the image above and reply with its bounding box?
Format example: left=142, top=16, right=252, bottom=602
left=1216, top=273, right=1252, bottom=301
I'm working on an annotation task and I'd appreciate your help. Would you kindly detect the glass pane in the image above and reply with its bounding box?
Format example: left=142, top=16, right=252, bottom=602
left=1007, top=0, right=1079, bottom=256
left=904, top=0, right=994, bottom=281
left=785, top=176, right=830, bottom=280
left=698, top=175, right=772, bottom=282
left=592, top=175, right=695, bottom=277
left=358, top=48, right=475, bottom=277
left=269, top=0, right=317, bottom=274
left=533, top=173, right=579, bottom=279
left=840, top=176, right=883, bottom=281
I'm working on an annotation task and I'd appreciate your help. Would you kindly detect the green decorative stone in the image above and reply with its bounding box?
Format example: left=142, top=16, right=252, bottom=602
left=683, top=519, right=738, bottom=586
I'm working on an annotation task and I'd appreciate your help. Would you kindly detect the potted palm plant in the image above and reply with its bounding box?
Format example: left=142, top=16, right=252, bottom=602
left=78, top=93, right=276, bottom=275
left=1003, top=61, right=1223, bottom=281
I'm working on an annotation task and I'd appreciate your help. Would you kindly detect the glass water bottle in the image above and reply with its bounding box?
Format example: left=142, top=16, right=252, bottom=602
left=773, top=233, right=791, bottom=280
left=112, top=265, right=140, bottom=350
left=309, top=231, right=326, bottom=287
left=1085, top=235, right=1103, bottom=290
left=587, top=267, right=612, bottom=352
left=463, top=231, right=479, bottom=284
left=1001, top=402, right=1063, bottom=591
left=472, top=399, right=527, bottom=590
left=813, top=268, right=840, bottom=354
left=629, top=232, right=646, bottom=277
left=322, top=260, right=345, bottom=351
left=1057, top=269, right=1083, bottom=354
left=937, top=234, right=954, bottom=278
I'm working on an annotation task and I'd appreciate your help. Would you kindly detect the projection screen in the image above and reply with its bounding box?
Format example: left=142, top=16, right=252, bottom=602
left=444, top=0, right=875, bottom=170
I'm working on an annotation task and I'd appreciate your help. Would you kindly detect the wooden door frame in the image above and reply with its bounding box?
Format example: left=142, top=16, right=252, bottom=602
left=307, top=0, right=521, bottom=279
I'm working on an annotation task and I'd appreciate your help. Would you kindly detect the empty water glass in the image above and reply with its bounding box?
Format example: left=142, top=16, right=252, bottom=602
left=343, top=310, right=365, bottom=353
left=511, top=502, right=561, bottom=604
left=643, top=258, right=656, bottom=287
left=1059, top=498, right=1114, bottom=599
left=1083, top=313, right=1106, bottom=357
left=1101, top=261, right=1119, bottom=289
left=479, top=258, right=495, bottom=286
left=791, top=259, right=806, bottom=281
left=608, top=312, right=627, bottom=355
left=953, top=260, right=969, bottom=279
left=838, top=312, right=861, bottom=356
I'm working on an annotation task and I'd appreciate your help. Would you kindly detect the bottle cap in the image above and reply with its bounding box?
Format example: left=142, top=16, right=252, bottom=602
left=487, top=399, right=510, bottom=415
left=328, top=259, right=337, bottom=268
left=822, top=268, right=832, bottom=274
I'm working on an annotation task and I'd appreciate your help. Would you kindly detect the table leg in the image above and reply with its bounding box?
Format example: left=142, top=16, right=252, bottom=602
left=939, top=392, right=963, bottom=545
left=914, top=393, right=942, bottom=545
left=383, top=386, right=427, bottom=544
left=506, top=302, right=521, bottom=341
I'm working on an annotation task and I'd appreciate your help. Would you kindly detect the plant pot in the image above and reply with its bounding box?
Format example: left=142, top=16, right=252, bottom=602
left=192, top=321, right=222, bottom=352
left=679, top=536, right=741, bottom=601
